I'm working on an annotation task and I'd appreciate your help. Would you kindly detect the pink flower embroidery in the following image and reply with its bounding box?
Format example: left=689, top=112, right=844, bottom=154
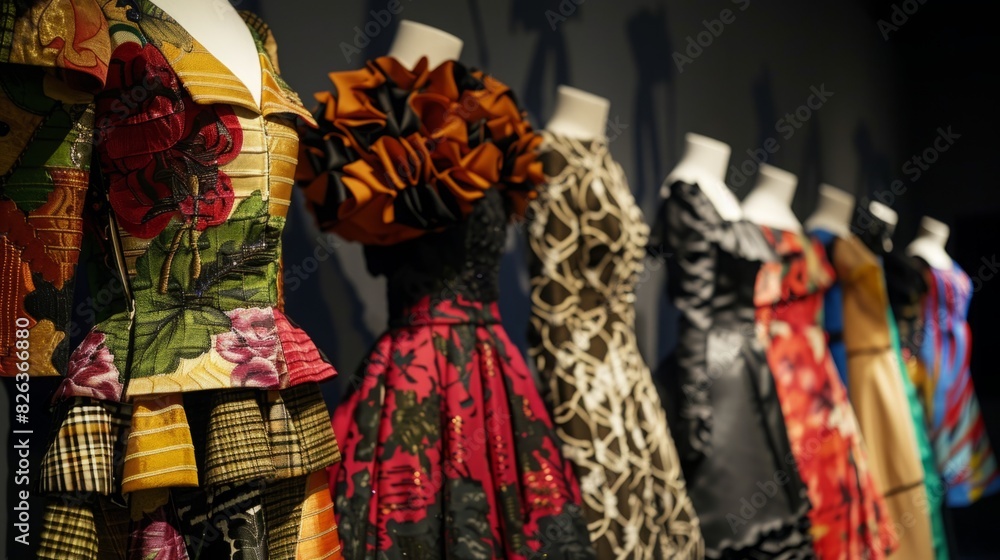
left=131, top=508, right=189, bottom=559
left=58, top=331, right=122, bottom=402
left=216, top=307, right=281, bottom=388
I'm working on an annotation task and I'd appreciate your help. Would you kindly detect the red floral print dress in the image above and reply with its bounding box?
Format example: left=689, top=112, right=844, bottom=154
left=754, top=228, right=897, bottom=560
left=298, top=57, right=595, bottom=559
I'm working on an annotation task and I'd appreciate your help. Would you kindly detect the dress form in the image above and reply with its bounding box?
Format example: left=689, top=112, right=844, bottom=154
left=907, top=216, right=952, bottom=270
left=150, top=0, right=261, bottom=108
left=869, top=201, right=898, bottom=229
left=387, top=20, right=463, bottom=69
left=545, top=86, right=609, bottom=140
left=805, top=184, right=855, bottom=238
left=741, top=164, right=802, bottom=232
left=663, top=133, right=742, bottom=221
left=868, top=201, right=899, bottom=252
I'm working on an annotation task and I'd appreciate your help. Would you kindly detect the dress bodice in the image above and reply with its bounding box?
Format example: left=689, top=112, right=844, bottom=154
left=651, top=180, right=775, bottom=331
left=365, top=188, right=508, bottom=321
left=529, top=133, right=649, bottom=341
left=918, top=263, right=973, bottom=375
left=754, top=227, right=835, bottom=330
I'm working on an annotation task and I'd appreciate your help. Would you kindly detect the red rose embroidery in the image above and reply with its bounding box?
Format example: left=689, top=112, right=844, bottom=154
left=97, top=42, right=242, bottom=240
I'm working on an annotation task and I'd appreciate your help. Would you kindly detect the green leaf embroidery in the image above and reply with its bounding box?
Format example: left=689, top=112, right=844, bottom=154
left=123, top=191, right=280, bottom=379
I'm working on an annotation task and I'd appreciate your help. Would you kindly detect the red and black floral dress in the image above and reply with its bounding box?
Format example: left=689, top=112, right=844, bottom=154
left=298, top=57, right=595, bottom=558
left=754, top=228, right=897, bottom=560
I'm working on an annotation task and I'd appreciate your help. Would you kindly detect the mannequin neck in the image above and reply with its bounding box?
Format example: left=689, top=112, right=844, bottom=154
left=869, top=201, right=898, bottom=229
left=666, top=133, right=742, bottom=221
left=150, top=0, right=261, bottom=108
left=545, top=86, right=609, bottom=141
left=805, top=184, right=854, bottom=238
left=907, top=219, right=952, bottom=269
left=742, top=165, right=801, bottom=232
left=387, top=20, right=463, bottom=69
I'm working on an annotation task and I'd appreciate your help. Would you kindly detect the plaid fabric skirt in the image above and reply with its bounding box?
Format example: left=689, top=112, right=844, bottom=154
left=35, top=383, right=342, bottom=559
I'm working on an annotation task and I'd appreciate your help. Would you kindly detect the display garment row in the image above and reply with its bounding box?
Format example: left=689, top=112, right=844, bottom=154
left=1, top=0, right=342, bottom=558
left=739, top=167, right=898, bottom=559
left=6, top=4, right=1000, bottom=560
left=807, top=187, right=934, bottom=560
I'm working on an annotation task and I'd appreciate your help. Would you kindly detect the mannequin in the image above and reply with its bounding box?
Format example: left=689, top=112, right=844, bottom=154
left=387, top=20, right=463, bottom=69
left=151, top=0, right=262, bottom=108
left=741, top=164, right=802, bottom=232
left=662, top=133, right=743, bottom=221
left=867, top=200, right=899, bottom=252
left=870, top=201, right=898, bottom=233
left=545, top=86, right=610, bottom=140
left=805, top=184, right=855, bottom=238
left=907, top=216, right=953, bottom=270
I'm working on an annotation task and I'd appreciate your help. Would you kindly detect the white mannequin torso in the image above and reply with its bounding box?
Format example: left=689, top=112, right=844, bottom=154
left=151, top=0, right=262, bottom=108
left=805, top=184, right=854, bottom=238
left=907, top=216, right=953, bottom=269
left=387, top=20, right=463, bottom=69
left=663, top=133, right=742, bottom=221
left=741, top=164, right=802, bottom=232
left=545, top=86, right=609, bottom=141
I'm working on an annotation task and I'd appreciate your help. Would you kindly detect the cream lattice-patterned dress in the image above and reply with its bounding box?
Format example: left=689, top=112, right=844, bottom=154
left=528, top=132, right=702, bottom=559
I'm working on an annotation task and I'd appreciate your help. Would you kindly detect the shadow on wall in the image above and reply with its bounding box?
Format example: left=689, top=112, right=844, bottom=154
left=751, top=66, right=779, bottom=177
left=854, top=123, right=893, bottom=200
left=853, top=122, right=904, bottom=231
left=502, top=0, right=581, bottom=355
left=628, top=4, right=677, bottom=212
left=795, top=110, right=824, bottom=218
left=510, top=0, right=573, bottom=122
left=627, top=5, right=680, bottom=367
left=467, top=0, right=491, bottom=68
left=361, top=0, right=401, bottom=61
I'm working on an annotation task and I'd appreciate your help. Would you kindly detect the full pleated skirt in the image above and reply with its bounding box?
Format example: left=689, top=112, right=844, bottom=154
left=329, top=297, right=595, bottom=559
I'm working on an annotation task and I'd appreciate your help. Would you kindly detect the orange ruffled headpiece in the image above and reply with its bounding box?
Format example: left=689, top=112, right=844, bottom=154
left=296, top=57, right=543, bottom=245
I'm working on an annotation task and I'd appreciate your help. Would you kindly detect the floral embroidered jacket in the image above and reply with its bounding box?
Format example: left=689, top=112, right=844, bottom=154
left=0, top=0, right=335, bottom=395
